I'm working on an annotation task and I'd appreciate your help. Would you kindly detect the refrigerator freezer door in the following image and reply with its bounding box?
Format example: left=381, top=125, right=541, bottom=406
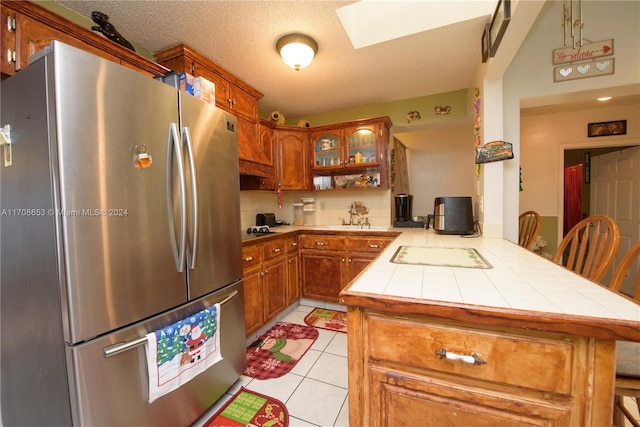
left=49, top=43, right=189, bottom=343
left=180, top=94, right=243, bottom=299
left=67, top=283, right=246, bottom=426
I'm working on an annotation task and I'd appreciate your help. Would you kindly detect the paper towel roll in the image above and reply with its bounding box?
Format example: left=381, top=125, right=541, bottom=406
left=297, top=119, right=311, bottom=128
left=269, top=111, right=285, bottom=124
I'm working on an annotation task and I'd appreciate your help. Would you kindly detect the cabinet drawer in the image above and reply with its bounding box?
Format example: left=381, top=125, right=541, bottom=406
left=241, top=245, right=261, bottom=269
left=300, top=235, right=345, bottom=251
left=285, top=236, right=299, bottom=253
left=367, top=314, right=575, bottom=395
left=347, top=237, right=392, bottom=253
left=262, top=239, right=286, bottom=261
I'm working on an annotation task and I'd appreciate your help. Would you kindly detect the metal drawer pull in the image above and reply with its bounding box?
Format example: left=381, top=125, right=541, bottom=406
left=103, top=290, right=239, bottom=358
left=315, top=242, right=327, bottom=246
left=273, top=248, right=281, bottom=253
left=435, top=348, right=486, bottom=365
left=368, top=244, right=380, bottom=248
left=291, top=242, right=298, bottom=247
left=244, top=256, right=253, bottom=262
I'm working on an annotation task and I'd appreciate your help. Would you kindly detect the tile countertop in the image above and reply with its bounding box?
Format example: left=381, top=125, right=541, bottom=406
left=340, top=228, right=640, bottom=343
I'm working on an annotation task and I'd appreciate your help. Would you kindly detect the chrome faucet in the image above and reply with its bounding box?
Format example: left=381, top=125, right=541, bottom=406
left=361, top=217, right=370, bottom=229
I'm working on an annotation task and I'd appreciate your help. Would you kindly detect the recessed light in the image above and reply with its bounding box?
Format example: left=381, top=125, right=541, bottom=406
left=597, top=97, right=612, bottom=101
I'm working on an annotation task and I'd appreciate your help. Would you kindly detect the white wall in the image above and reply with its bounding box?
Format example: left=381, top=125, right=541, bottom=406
left=520, top=100, right=640, bottom=216
left=394, top=123, right=476, bottom=218
left=503, top=0, right=640, bottom=239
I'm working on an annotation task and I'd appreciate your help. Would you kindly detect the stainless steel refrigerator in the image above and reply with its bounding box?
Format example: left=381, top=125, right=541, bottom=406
left=0, top=41, right=246, bottom=426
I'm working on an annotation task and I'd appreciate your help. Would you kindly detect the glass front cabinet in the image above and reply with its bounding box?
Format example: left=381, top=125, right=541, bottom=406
left=311, top=117, right=391, bottom=190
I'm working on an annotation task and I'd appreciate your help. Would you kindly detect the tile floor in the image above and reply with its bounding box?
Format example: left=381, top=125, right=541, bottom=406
left=195, top=300, right=349, bottom=427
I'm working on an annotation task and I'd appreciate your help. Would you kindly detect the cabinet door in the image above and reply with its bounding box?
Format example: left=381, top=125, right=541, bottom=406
left=229, top=84, right=258, bottom=119
left=1, top=4, right=17, bottom=76
left=276, top=128, right=310, bottom=191
left=258, top=121, right=275, bottom=167
left=368, top=367, right=571, bottom=426
left=301, top=251, right=345, bottom=301
left=285, top=252, right=300, bottom=306
left=243, top=266, right=263, bottom=336
left=311, top=128, right=343, bottom=168
left=262, top=258, right=286, bottom=320
left=347, top=252, right=375, bottom=283
left=343, top=123, right=380, bottom=167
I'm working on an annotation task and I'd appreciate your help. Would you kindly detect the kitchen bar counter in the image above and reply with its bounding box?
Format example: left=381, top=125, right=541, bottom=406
left=338, top=228, right=640, bottom=426
left=339, top=227, right=639, bottom=341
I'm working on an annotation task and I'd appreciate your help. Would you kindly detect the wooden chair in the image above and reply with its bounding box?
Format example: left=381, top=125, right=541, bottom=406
left=518, top=210, right=541, bottom=250
left=609, top=242, right=640, bottom=427
left=552, top=215, right=620, bottom=282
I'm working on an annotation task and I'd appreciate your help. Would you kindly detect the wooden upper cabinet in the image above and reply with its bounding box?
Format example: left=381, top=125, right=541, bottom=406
left=154, top=44, right=262, bottom=120
left=275, top=126, right=310, bottom=191
left=1, top=1, right=166, bottom=79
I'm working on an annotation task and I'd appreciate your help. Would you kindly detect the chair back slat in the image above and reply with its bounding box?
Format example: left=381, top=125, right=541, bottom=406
left=553, top=215, right=620, bottom=282
left=610, top=241, right=640, bottom=301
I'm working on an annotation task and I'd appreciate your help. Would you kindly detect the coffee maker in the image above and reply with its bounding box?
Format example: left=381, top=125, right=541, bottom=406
left=393, top=194, right=425, bottom=228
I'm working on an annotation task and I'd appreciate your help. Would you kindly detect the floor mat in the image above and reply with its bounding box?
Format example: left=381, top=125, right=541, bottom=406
left=203, top=387, right=289, bottom=427
left=244, top=322, right=318, bottom=380
left=304, top=308, right=347, bottom=333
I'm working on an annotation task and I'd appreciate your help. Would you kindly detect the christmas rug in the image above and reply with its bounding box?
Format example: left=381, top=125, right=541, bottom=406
left=204, top=387, right=288, bottom=427
left=244, top=322, right=318, bottom=380
left=304, top=308, right=347, bottom=333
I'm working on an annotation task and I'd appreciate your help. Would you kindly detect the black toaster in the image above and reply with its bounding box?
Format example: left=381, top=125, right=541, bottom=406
left=256, top=213, right=277, bottom=227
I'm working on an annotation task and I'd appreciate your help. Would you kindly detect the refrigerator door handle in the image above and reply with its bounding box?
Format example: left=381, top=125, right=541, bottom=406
left=102, top=290, right=240, bottom=358
left=167, top=123, right=187, bottom=272
left=182, top=126, right=198, bottom=270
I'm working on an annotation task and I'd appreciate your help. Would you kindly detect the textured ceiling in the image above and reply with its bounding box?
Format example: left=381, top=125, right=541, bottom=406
left=56, top=1, right=489, bottom=119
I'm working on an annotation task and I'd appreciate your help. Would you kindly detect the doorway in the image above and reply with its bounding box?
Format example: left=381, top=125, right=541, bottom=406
left=562, top=145, right=640, bottom=294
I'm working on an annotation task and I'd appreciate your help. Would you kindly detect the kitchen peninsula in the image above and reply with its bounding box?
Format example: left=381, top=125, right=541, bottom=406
left=338, top=228, right=640, bottom=426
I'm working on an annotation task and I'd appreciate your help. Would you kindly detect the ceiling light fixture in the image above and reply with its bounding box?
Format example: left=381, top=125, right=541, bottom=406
left=597, top=96, right=612, bottom=101
left=276, top=33, right=318, bottom=71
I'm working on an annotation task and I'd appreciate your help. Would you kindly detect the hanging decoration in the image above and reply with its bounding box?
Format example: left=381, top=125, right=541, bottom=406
left=553, top=0, right=615, bottom=82
left=519, top=166, right=523, bottom=192
left=473, top=88, right=482, bottom=176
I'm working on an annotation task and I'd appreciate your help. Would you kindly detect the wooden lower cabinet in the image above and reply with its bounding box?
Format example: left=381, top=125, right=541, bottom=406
left=242, top=235, right=300, bottom=336
left=346, top=308, right=615, bottom=427
left=300, top=233, right=394, bottom=302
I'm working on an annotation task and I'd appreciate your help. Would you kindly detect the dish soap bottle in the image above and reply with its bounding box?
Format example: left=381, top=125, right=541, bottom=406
left=355, top=152, right=362, bottom=163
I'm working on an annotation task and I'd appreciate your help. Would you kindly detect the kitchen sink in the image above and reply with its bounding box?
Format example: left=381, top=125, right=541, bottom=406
left=311, top=225, right=393, bottom=231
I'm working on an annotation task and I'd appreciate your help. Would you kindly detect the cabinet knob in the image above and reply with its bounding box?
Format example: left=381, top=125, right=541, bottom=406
left=273, top=248, right=281, bottom=253
left=6, top=49, right=16, bottom=64
left=341, top=258, right=345, bottom=262
left=348, top=258, right=352, bottom=263
left=291, top=242, right=298, bottom=247
left=243, top=256, right=253, bottom=262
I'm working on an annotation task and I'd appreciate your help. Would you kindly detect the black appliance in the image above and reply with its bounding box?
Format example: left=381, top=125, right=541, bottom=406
left=426, top=196, right=474, bottom=235
left=393, top=194, right=425, bottom=228
left=256, top=213, right=277, bottom=227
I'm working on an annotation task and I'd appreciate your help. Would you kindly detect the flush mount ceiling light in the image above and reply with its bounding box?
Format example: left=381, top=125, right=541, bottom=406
left=597, top=96, right=612, bottom=101
left=276, top=33, right=318, bottom=71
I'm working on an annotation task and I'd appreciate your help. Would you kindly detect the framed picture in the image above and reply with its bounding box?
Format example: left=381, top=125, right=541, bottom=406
left=481, top=24, right=490, bottom=63
left=489, top=0, right=511, bottom=57
left=587, top=120, right=627, bottom=137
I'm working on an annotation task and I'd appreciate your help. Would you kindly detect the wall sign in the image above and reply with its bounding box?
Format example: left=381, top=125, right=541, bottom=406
left=554, top=58, right=615, bottom=82
left=553, top=39, right=614, bottom=65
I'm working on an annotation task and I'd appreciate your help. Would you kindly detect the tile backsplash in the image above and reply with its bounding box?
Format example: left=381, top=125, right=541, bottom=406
left=240, top=190, right=392, bottom=230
